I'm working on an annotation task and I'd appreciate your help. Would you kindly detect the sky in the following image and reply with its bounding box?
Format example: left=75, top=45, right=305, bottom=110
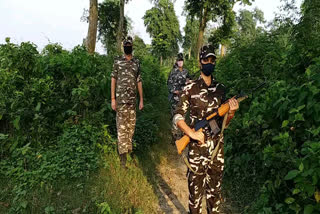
left=0, top=0, right=302, bottom=54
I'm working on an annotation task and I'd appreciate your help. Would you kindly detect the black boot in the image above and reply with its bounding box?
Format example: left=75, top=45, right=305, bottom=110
left=120, top=153, right=127, bottom=169
left=128, top=152, right=138, bottom=166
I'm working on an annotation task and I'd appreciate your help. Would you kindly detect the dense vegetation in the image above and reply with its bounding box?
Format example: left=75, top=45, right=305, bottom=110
left=1, top=0, right=319, bottom=213
left=0, top=39, right=168, bottom=213
left=214, top=0, right=320, bottom=213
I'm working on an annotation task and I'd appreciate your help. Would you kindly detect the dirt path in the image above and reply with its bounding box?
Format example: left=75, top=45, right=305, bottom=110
left=153, top=144, right=238, bottom=214
left=155, top=144, right=189, bottom=214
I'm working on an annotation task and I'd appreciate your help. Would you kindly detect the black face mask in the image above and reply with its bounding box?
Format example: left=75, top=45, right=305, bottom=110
left=201, top=63, right=215, bottom=76
left=124, top=46, right=133, bottom=55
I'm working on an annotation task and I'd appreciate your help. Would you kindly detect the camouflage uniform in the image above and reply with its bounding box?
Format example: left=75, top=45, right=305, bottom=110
left=167, top=67, right=190, bottom=140
left=173, top=75, right=226, bottom=214
left=167, top=67, right=190, bottom=116
left=111, top=56, right=141, bottom=155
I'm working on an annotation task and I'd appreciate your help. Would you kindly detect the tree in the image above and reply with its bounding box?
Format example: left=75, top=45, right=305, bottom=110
left=116, top=0, right=132, bottom=53
left=183, top=18, right=199, bottom=59
left=98, top=0, right=130, bottom=55
left=292, top=0, right=320, bottom=69
left=208, top=7, right=265, bottom=56
left=86, top=0, right=98, bottom=54
left=185, top=0, right=253, bottom=58
left=237, top=8, right=265, bottom=38
left=143, top=0, right=181, bottom=65
left=133, top=35, right=150, bottom=59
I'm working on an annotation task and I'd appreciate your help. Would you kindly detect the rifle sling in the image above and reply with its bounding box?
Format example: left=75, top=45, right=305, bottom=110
left=182, top=112, right=229, bottom=175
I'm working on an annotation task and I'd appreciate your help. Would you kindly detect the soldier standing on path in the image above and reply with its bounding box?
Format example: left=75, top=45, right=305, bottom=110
left=111, top=36, right=144, bottom=168
left=167, top=53, right=190, bottom=142
left=173, top=45, right=239, bottom=214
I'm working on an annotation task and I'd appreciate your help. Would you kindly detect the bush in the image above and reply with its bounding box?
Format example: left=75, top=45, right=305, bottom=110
left=216, top=3, right=320, bottom=212
left=0, top=38, right=169, bottom=212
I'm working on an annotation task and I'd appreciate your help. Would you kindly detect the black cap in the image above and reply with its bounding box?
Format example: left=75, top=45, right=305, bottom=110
left=177, top=53, right=184, bottom=61
left=123, top=36, right=133, bottom=46
left=199, top=45, right=216, bottom=60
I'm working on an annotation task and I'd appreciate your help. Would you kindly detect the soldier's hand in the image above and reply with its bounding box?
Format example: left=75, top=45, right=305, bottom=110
left=190, top=128, right=204, bottom=144
left=139, top=100, right=144, bottom=110
left=111, top=99, right=117, bottom=111
left=228, top=97, right=239, bottom=112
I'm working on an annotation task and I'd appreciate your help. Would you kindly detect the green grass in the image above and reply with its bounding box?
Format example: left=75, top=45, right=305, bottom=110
left=0, top=109, right=172, bottom=214
left=0, top=151, right=161, bottom=214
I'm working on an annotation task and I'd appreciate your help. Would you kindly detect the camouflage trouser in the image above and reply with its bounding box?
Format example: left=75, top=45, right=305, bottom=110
left=187, top=138, right=224, bottom=214
left=116, top=103, right=136, bottom=155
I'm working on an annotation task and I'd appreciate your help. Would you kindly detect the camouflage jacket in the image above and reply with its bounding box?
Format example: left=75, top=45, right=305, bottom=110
left=111, top=56, right=142, bottom=104
left=173, top=75, right=226, bottom=144
left=167, top=67, right=190, bottom=102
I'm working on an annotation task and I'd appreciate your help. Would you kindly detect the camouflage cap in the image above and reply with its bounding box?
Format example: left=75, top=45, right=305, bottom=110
left=123, top=36, right=133, bottom=46
left=199, top=45, right=216, bottom=60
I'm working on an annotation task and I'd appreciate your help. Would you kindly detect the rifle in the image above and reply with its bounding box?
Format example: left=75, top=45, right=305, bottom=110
left=175, top=81, right=266, bottom=155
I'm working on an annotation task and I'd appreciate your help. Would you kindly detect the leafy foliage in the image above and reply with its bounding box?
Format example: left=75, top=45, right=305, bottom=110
left=216, top=0, right=320, bottom=212
left=183, top=18, right=199, bottom=59
left=0, top=37, right=168, bottom=212
left=185, top=0, right=253, bottom=54
left=143, top=0, right=182, bottom=61
left=133, top=35, right=151, bottom=60
left=98, top=0, right=131, bottom=55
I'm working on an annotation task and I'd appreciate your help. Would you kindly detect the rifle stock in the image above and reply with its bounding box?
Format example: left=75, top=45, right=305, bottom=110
left=175, top=135, right=190, bottom=154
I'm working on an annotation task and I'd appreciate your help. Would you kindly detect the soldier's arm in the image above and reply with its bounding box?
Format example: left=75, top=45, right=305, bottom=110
left=219, top=84, right=238, bottom=128
left=173, top=84, right=204, bottom=143
left=138, top=82, right=143, bottom=102
left=111, top=78, right=116, bottom=100
left=167, top=69, right=175, bottom=93
left=136, top=61, right=144, bottom=110
left=111, top=60, right=118, bottom=110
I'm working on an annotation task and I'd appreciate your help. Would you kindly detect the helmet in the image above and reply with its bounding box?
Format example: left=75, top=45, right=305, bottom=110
left=177, top=53, right=184, bottom=61
left=123, top=36, right=133, bottom=46
left=199, top=45, right=216, bottom=61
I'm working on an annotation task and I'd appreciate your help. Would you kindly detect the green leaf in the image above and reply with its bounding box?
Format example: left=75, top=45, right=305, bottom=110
left=289, top=108, right=298, bottom=114
left=305, top=184, right=315, bottom=197
left=21, top=201, right=28, bottom=209
left=13, top=116, right=20, bottom=130
left=0, top=114, right=2, bottom=120
left=304, top=204, right=314, bottom=214
left=295, top=113, right=304, bottom=121
left=45, top=206, right=55, bottom=213
left=297, top=104, right=306, bottom=111
left=285, top=197, right=295, bottom=204
left=312, top=175, right=318, bottom=185
left=311, top=126, right=320, bottom=136
left=299, top=163, right=304, bottom=171
left=282, top=120, right=289, bottom=128
left=285, top=170, right=300, bottom=180
left=35, top=102, right=41, bottom=111
left=0, top=133, right=8, bottom=140
left=293, top=188, right=301, bottom=195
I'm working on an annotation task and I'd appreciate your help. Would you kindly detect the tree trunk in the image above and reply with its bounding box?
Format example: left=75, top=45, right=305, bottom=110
left=188, top=47, right=191, bottom=59
left=116, top=0, right=125, bottom=53
left=196, top=6, right=208, bottom=60
left=160, top=56, right=163, bottom=66
left=221, top=44, right=226, bottom=57
left=86, top=0, right=98, bottom=54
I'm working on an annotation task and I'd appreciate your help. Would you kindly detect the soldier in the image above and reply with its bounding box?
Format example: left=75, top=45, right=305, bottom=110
left=167, top=53, right=190, bottom=142
left=173, top=45, right=239, bottom=213
left=111, top=36, right=144, bottom=168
